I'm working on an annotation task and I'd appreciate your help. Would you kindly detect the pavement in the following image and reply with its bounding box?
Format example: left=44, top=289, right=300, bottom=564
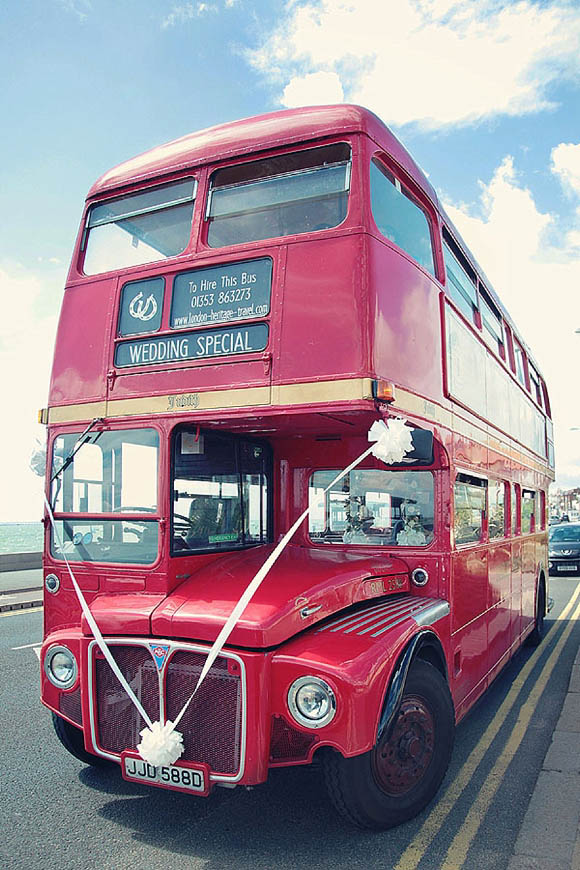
left=2, top=566, right=579, bottom=868
left=0, top=566, right=44, bottom=612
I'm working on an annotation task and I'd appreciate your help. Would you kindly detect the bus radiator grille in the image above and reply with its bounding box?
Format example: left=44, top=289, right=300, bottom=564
left=269, top=715, right=318, bottom=764
left=59, top=686, right=82, bottom=726
left=165, top=651, right=242, bottom=775
left=93, top=644, right=243, bottom=776
left=95, top=646, right=159, bottom=754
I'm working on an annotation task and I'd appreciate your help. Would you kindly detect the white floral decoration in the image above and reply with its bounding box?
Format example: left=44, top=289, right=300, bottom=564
left=137, top=720, right=185, bottom=767
left=368, top=418, right=413, bottom=465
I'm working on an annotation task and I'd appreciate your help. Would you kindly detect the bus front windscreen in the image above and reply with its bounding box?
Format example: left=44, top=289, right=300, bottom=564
left=50, top=428, right=160, bottom=564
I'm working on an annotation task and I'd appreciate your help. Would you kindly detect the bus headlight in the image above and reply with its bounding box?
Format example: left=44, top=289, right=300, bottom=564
left=44, top=646, right=78, bottom=689
left=288, top=676, right=336, bottom=729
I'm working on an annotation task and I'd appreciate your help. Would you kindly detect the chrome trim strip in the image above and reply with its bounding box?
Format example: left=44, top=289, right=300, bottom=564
left=358, top=600, right=433, bottom=636
left=413, top=601, right=450, bottom=627
left=86, top=637, right=247, bottom=783
left=316, top=595, right=408, bottom=634
left=342, top=599, right=420, bottom=634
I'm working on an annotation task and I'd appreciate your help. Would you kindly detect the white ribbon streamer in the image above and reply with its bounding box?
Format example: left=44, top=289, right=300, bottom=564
left=43, top=496, right=154, bottom=730
left=44, top=416, right=411, bottom=765
left=171, top=416, right=409, bottom=730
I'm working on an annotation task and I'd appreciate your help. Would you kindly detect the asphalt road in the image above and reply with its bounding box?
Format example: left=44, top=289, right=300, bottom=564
left=1, top=577, right=579, bottom=870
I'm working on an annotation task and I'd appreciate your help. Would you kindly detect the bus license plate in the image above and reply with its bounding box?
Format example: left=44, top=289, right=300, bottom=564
left=557, top=565, right=577, bottom=571
left=121, top=752, right=209, bottom=795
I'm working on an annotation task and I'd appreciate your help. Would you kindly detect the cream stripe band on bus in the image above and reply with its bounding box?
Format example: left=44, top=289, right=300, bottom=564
left=38, top=104, right=553, bottom=830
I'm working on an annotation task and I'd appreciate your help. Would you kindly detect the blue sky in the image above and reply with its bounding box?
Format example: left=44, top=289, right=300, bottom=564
left=2, top=0, right=580, bottom=520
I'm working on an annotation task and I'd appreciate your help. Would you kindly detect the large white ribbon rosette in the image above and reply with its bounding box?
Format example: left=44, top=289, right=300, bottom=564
left=45, top=417, right=414, bottom=767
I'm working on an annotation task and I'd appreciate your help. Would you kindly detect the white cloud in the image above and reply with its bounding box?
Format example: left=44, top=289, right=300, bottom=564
left=56, top=0, right=92, bottom=21
left=282, top=71, right=344, bottom=108
left=0, top=262, right=61, bottom=521
left=442, top=150, right=580, bottom=489
left=552, top=143, right=580, bottom=197
left=162, top=2, right=218, bottom=28
left=249, top=0, right=580, bottom=128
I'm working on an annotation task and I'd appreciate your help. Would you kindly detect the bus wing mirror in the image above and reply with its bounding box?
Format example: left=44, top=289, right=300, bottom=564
left=405, top=429, right=434, bottom=465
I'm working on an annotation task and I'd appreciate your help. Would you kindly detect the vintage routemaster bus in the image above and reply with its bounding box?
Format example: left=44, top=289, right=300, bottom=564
left=39, top=105, right=554, bottom=829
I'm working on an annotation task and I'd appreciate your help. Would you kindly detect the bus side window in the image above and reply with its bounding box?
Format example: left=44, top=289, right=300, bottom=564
left=488, top=479, right=507, bottom=539
left=442, top=236, right=478, bottom=325
left=369, top=159, right=435, bottom=276
left=511, top=483, right=520, bottom=535
left=521, top=489, right=536, bottom=534
left=454, top=473, right=487, bottom=546
left=540, top=491, right=547, bottom=530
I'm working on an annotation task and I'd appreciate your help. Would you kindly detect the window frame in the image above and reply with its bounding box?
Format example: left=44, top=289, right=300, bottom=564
left=204, top=142, right=352, bottom=249
left=453, top=471, right=487, bottom=547
left=307, top=466, right=436, bottom=549
left=170, top=426, right=273, bottom=557
left=81, top=177, right=197, bottom=276
left=369, top=156, right=437, bottom=277
left=442, top=231, right=479, bottom=325
left=488, top=478, right=508, bottom=540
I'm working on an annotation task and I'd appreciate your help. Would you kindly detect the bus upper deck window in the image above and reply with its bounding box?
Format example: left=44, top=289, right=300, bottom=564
left=370, top=159, right=435, bottom=276
left=82, top=178, right=197, bottom=275
left=206, top=143, right=351, bottom=247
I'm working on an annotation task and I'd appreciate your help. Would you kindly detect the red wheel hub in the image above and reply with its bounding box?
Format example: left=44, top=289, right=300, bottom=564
left=372, top=695, right=435, bottom=796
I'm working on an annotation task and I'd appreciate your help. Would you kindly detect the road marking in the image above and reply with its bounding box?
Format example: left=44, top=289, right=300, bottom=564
left=0, top=606, right=43, bottom=618
left=439, top=593, right=580, bottom=869
left=12, top=641, right=42, bottom=650
left=395, top=579, right=580, bottom=870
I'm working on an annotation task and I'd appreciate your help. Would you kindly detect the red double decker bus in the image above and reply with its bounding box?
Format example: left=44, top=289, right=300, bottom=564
left=40, top=105, right=554, bottom=829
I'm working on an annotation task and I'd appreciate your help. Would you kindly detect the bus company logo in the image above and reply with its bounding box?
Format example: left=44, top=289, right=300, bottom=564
left=129, top=291, right=158, bottom=321
left=167, top=393, right=200, bottom=411
left=150, top=644, right=170, bottom=671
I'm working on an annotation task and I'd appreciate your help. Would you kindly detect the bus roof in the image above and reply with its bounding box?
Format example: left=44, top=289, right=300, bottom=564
left=88, top=104, right=440, bottom=206
left=86, top=104, right=545, bottom=384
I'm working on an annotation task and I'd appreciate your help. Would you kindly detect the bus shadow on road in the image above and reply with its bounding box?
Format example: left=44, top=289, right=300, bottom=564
left=87, top=765, right=390, bottom=866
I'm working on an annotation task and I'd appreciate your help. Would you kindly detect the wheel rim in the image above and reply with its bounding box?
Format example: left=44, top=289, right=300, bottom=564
left=372, top=695, right=435, bottom=796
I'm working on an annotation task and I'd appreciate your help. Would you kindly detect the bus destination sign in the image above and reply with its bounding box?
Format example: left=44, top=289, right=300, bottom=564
left=171, top=258, right=272, bottom=329
left=115, top=323, right=269, bottom=368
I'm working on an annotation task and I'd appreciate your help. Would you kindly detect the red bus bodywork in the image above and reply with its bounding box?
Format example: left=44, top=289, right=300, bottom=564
left=40, top=106, right=553, bottom=827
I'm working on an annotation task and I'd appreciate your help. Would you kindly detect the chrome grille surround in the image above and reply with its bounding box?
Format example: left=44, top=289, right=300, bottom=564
left=86, top=638, right=247, bottom=784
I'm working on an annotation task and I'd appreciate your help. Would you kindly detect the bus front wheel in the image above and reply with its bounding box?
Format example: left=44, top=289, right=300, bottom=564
left=52, top=712, right=112, bottom=767
left=322, top=660, right=455, bottom=830
left=528, top=580, right=546, bottom=647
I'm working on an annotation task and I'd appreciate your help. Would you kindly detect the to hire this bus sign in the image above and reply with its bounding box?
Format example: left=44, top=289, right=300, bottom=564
left=115, top=257, right=272, bottom=367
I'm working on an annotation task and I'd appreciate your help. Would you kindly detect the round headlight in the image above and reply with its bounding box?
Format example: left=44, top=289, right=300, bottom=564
left=45, top=573, right=60, bottom=594
left=44, top=645, right=78, bottom=689
left=412, top=568, right=429, bottom=587
left=288, top=676, right=336, bottom=729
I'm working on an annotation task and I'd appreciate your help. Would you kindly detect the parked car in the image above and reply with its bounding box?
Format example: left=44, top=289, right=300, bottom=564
left=549, top=522, right=580, bottom=575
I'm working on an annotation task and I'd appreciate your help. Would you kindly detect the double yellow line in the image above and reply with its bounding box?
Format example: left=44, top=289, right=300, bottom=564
left=395, top=579, right=580, bottom=870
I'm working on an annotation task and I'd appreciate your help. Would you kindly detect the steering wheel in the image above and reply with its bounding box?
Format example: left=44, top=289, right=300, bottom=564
left=173, top=513, right=196, bottom=534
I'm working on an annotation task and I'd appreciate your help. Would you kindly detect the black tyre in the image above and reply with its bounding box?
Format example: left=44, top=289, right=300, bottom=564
left=322, top=659, right=455, bottom=830
left=52, top=712, right=112, bottom=767
left=528, top=581, right=546, bottom=647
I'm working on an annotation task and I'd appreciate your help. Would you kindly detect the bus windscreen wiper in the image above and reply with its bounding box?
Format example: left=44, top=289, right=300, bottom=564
left=50, top=417, right=103, bottom=486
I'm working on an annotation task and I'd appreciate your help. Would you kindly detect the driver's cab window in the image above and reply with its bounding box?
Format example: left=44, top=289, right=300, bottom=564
left=172, top=429, right=271, bottom=554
